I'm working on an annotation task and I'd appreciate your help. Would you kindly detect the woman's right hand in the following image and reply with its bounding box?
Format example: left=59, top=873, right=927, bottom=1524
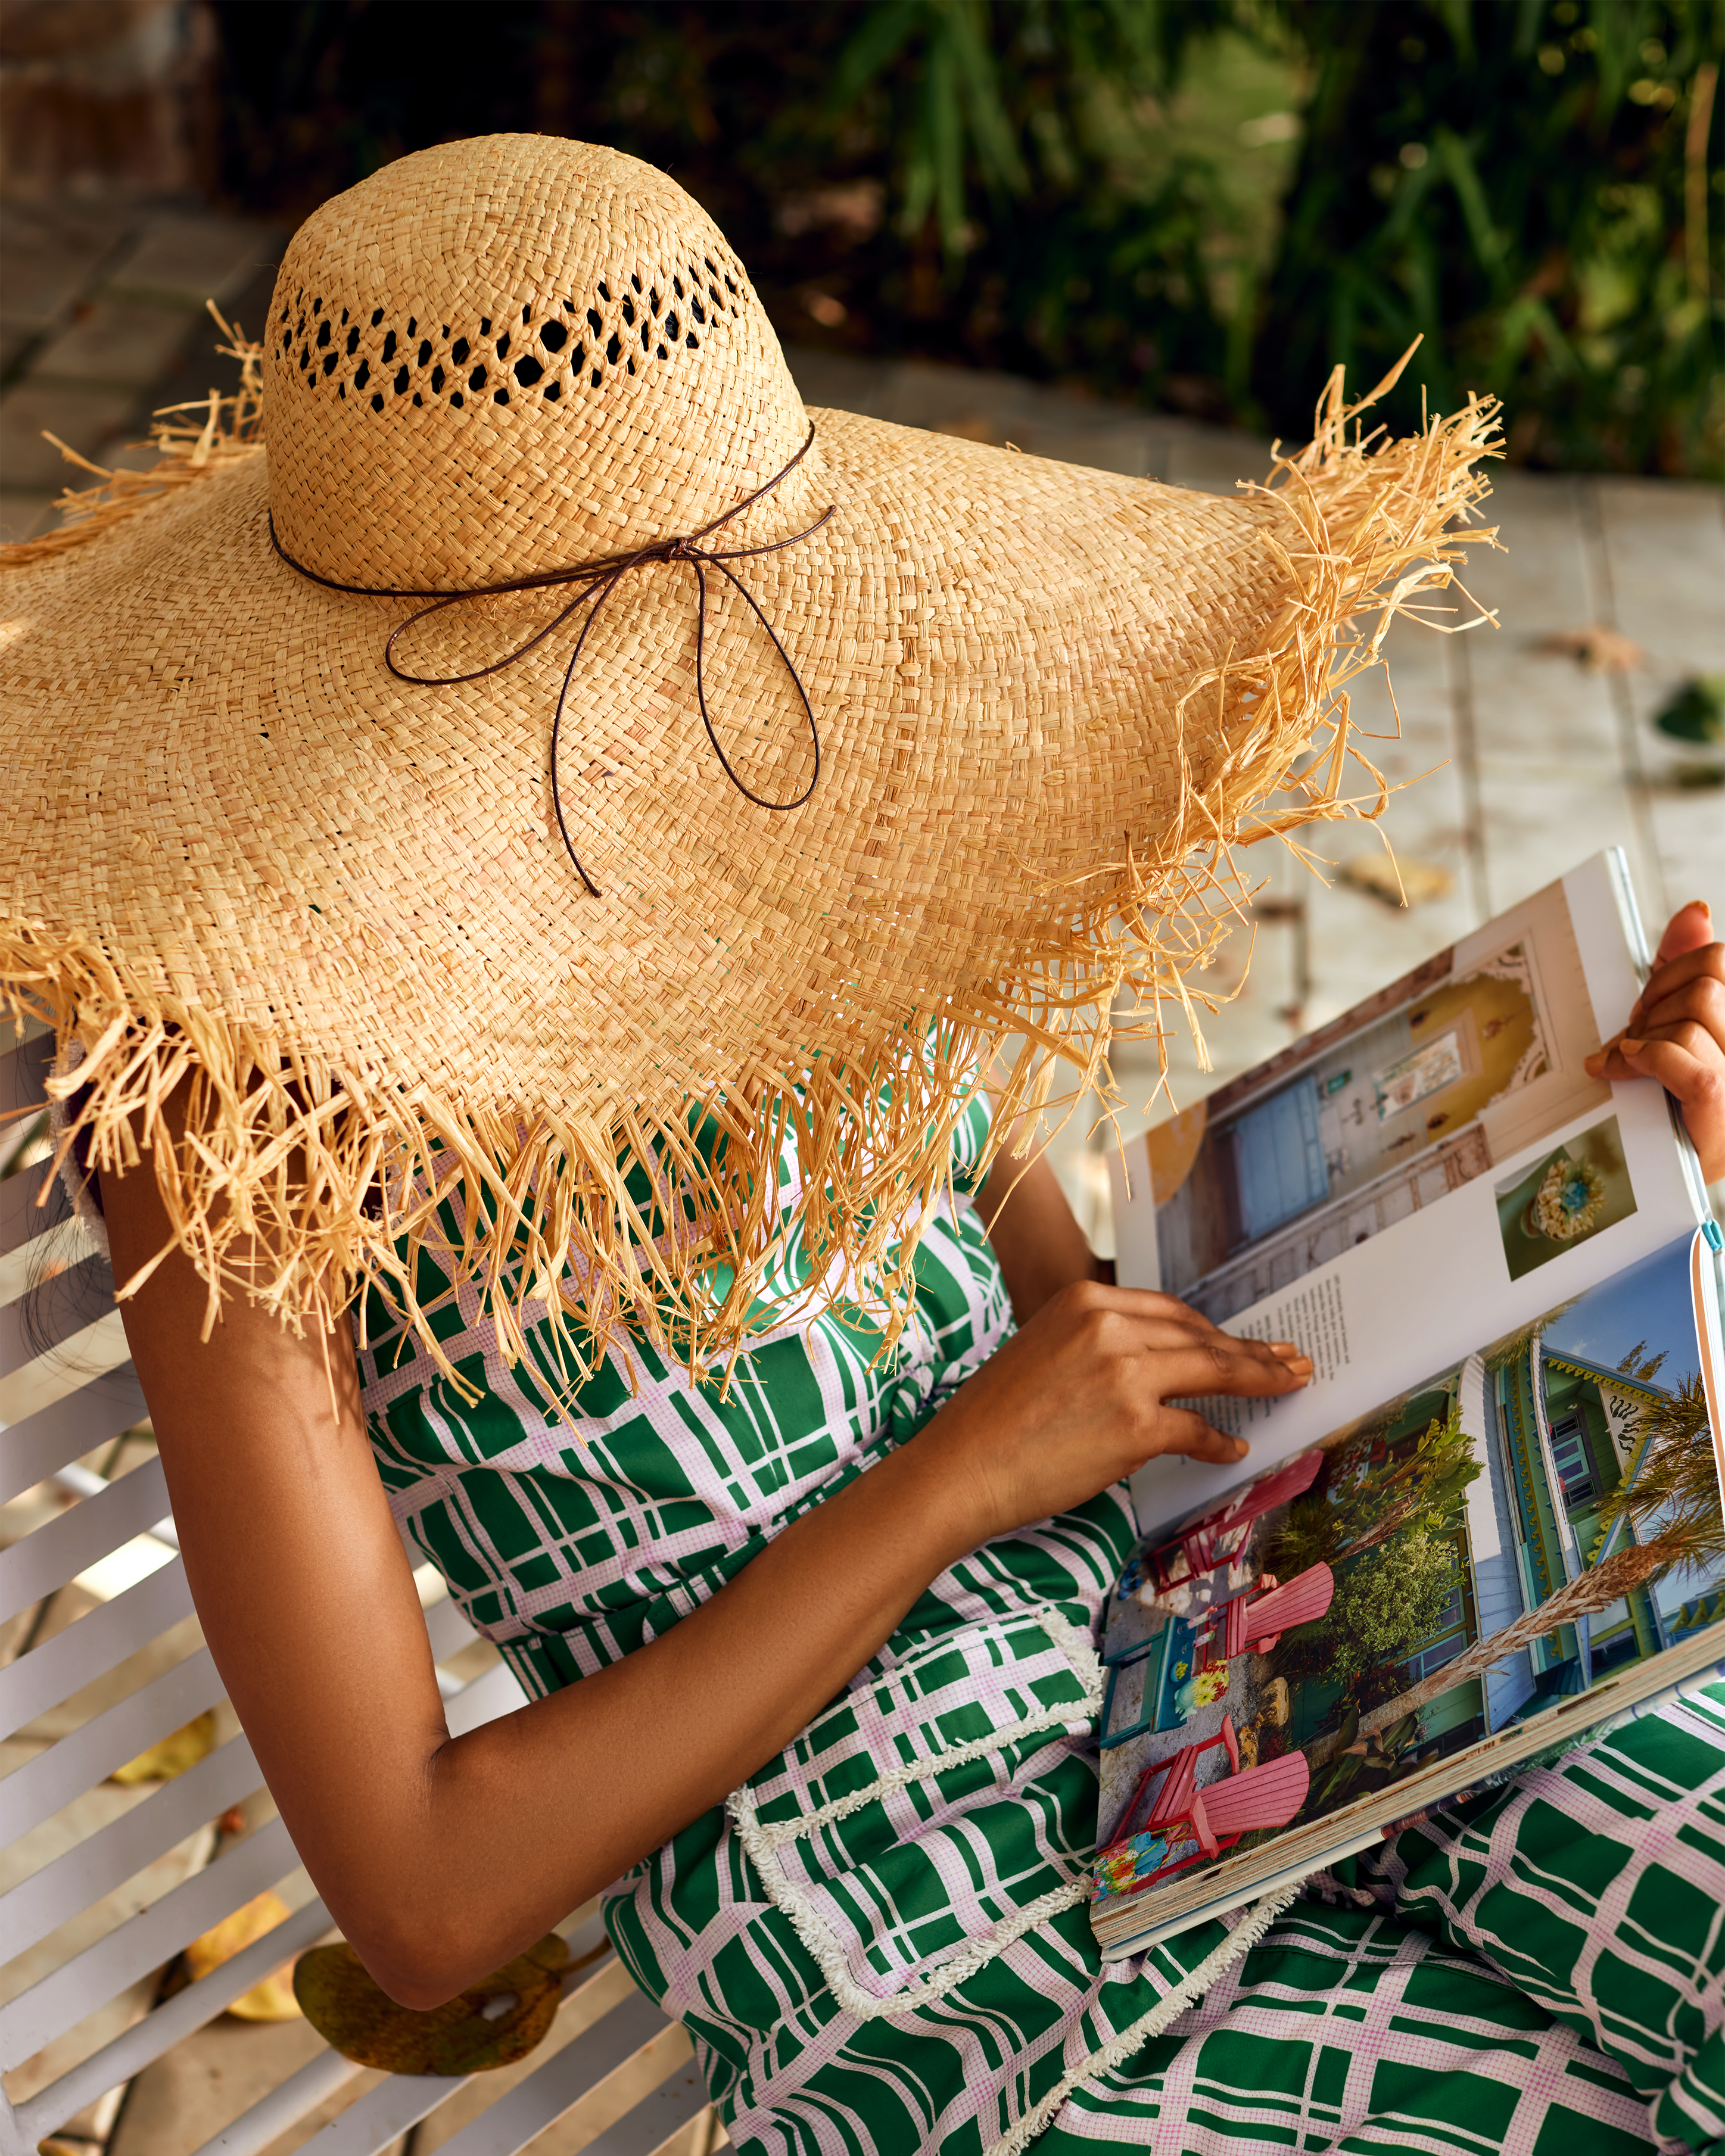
left=923, top=1280, right=1310, bottom=1544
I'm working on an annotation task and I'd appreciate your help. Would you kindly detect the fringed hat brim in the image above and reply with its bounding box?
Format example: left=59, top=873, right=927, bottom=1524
left=2, top=350, right=1500, bottom=1387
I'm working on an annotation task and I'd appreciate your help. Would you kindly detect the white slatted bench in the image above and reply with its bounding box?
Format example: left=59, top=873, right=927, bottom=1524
left=0, top=1021, right=716, bottom=2156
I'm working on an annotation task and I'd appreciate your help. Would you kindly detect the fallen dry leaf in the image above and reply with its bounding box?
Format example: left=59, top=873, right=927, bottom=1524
left=1534, top=624, right=1646, bottom=672
left=185, top=1889, right=303, bottom=2021
left=1341, top=853, right=1455, bottom=908
left=111, top=1710, right=217, bottom=1784
left=293, top=1932, right=572, bottom=2074
left=933, top=414, right=1001, bottom=444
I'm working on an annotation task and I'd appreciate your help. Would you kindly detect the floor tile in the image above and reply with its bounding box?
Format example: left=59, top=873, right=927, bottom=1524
left=32, top=299, right=200, bottom=388
left=0, top=379, right=139, bottom=491
left=105, top=213, right=282, bottom=308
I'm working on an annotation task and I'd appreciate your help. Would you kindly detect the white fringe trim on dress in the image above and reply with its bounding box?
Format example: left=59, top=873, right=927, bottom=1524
left=980, top=1877, right=1312, bottom=2156
left=727, top=1605, right=1105, bottom=2017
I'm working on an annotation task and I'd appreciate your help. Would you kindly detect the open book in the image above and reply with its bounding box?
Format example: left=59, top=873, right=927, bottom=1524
left=1095, top=851, right=1725, bottom=1956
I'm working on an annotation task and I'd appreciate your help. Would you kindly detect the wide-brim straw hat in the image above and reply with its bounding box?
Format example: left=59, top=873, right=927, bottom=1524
left=1, top=135, right=1498, bottom=1383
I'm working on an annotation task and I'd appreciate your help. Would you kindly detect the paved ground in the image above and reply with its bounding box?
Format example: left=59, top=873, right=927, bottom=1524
left=2, top=201, right=1721, bottom=2151
left=0, top=197, right=282, bottom=526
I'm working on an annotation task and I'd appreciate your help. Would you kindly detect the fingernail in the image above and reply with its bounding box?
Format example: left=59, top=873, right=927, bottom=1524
left=1623, top=1035, right=1645, bottom=1054
left=1234, top=1440, right=1249, bottom=1457
left=1583, top=1052, right=1603, bottom=1074
left=1692, top=900, right=1712, bottom=918
left=1269, top=1341, right=1303, bottom=1359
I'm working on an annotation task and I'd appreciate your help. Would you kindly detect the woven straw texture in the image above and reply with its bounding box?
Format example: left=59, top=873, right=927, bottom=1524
left=1, top=135, right=1500, bottom=1382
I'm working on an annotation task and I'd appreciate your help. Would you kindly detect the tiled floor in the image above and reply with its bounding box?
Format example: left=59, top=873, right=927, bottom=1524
left=0, top=197, right=280, bottom=532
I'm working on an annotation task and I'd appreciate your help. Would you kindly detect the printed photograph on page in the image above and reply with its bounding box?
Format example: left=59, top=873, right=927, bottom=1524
left=1091, top=1235, right=1723, bottom=1918
left=1142, top=876, right=1608, bottom=1327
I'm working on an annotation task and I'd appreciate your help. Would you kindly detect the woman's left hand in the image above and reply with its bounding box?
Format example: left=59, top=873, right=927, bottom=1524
left=1584, top=899, right=1725, bottom=1182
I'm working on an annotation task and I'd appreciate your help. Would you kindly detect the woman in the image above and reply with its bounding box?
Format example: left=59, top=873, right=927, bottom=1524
left=7, top=137, right=1724, bottom=2154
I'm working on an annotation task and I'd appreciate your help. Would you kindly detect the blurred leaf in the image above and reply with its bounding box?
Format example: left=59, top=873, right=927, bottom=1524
left=111, top=1711, right=216, bottom=1785
left=1341, top=852, right=1456, bottom=908
left=1535, top=623, right=1646, bottom=670
left=186, top=1890, right=302, bottom=2022
left=829, top=0, right=923, bottom=110
left=1654, top=674, right=1725, bottom=741
left=1257, top=0, right=1724, bottom=476
left=293, top=1933, right=572, bottom=2074
left=205, top=0, right=1723, bottom=474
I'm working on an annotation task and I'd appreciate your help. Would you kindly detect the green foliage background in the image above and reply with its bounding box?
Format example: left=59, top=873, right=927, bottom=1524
left=212, top=0, right=1725, bottom=476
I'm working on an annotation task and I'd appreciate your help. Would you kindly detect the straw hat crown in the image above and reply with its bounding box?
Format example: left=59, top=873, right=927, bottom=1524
left=267, top=136, right=816, bottom=589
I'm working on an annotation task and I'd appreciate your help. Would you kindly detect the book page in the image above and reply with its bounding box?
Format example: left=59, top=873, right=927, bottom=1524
left=1091, top=1232, right=1725, bottom=1955
left=1120, top=854, right=1704, bottom=1543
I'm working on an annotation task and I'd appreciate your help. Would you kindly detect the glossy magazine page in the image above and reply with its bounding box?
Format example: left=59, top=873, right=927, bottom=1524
left=1119, top=850, right=1707, bottom=1546
left=1091, top=1229, right=1725, bottom=1956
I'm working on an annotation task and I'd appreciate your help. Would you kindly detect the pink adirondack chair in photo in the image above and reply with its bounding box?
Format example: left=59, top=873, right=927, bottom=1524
left=1218, top=1559, right=1336, bottom=1660
left=1150, top=1448, right=1324, bottom=1592
left=1106, top=1717, right=1312, bottom=1890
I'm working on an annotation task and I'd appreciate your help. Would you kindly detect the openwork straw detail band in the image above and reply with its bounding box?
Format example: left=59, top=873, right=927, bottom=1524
left=267, top=423, right=836, bottom=896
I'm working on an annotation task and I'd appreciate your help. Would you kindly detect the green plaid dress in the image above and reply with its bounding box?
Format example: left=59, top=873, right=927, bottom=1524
left=356, top=1103, right=1725, bottom=2153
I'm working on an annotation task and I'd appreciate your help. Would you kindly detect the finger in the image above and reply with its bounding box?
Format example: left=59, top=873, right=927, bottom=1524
left=1145, top=1407, right=1250, bottom=1465
left=1088, top=1284, right=1226, bottom=1331
left=1147, top=1341, right=1313, bottom=1401
left=1621, top=1029, right=1723, bottom=1098
left=1618, top=1034, right=1725, bottom=1177
left=1103, top=1294, right=1315, bottom=1370
left=1120, top=1314, right=1300, bottom=1367
left=1637, top=939, right=1725, bottom=1024
left=1585, top=938, right=1724, bottom=1072
left=1627, top=1017, right=1722, bottom=1064
left=1655, top=900, right=1715, bottom=967
left=1636, top=970, right=1725, bottom=1042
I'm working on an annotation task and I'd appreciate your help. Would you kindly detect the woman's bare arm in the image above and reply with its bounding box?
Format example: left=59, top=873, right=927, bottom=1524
left=104, top=1110, right=1306, bottom=2011
left=975, top=1104, right=1111, bottom=1321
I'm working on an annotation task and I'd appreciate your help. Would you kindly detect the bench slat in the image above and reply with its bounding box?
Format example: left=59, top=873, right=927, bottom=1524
left=0, top=1255, right=114, bottom=1379
left=0, top=1361, right=146, bottom=1510
left=444, top=1660, right=528, bottom=1737
left=0, top=1308, right=131, bottom=1429
left=0, top=1453, right=170, bottom=1624
left=0, top=1038, right=692, bottom=2156
left=302, top=2066, right=468, bottom=2152
left=0, top=1155, right=55, bottom=1261
left=0, top=1730, right=263, bottom=1958
left=185, top=2047, right=363, bottom=2156
left=0, top=1815, right=300, bottom=2070
left=0, top=1024, right=52, bottom=1082
left=0, top=1030, right=54, bottom=1155
left=579, top=2076, right=715, bottom=2156
left=180, top=1906, right=613, bottom=2156
left=0, top=1163, right=68, bottom=1315
left=14, top=1889, right=334, bottom=2143
left=0, top=1557, right=193, bottom=1743
left=424, top=1593, right=477, bottom=1662
left=0, top=1644, right=221, bottom=1842
left=435, top=1993, right=690, bottom=2156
